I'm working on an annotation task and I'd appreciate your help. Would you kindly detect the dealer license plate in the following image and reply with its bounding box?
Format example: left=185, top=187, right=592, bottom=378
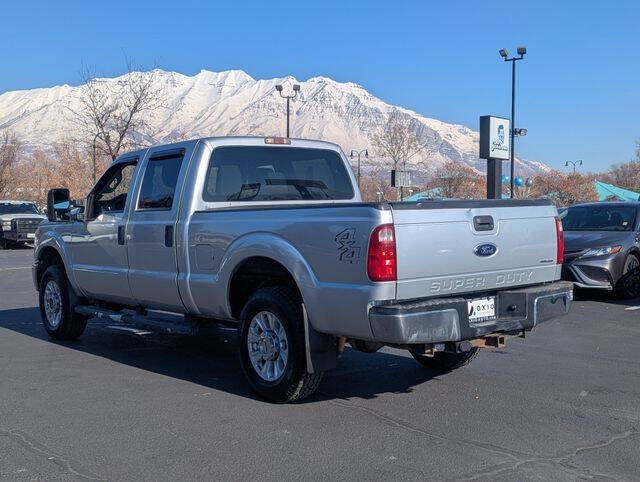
left=467, top=296, right=496, bottom=324
left=27, top=233, right=35, bottom=239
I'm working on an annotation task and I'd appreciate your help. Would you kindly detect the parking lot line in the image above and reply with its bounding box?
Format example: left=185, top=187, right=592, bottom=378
left=624, top=306, right=640, bottom=311
left=0, top=266, right=31, bottom=271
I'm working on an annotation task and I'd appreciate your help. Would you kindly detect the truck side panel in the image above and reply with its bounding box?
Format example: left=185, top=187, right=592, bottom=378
left=184, top=205, right=395, bottom=340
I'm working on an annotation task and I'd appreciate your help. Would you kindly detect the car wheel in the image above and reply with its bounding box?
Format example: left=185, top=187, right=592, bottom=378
left=238, top=286, right=323, bottom=403
left=614, top=254, right=640, bottom=299
left=39, top=265, right=88, bottom=340
left=409, top=348, right=480, bottom=372
left=0, top=238, right=9, bottom=250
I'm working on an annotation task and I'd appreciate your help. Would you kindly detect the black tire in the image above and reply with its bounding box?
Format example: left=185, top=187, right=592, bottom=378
left=614, top=254, right=640, bottom=299
left=410, top=347, right=480, bottom=372
left=0, top=238, right=9, bottom=250
left=39, top=265, right=88, bottom=340
left=238, top=286, right=323, bottom=403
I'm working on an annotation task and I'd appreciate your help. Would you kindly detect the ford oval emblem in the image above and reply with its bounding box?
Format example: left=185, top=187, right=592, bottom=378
left=474, top=243, right=497, bottom=257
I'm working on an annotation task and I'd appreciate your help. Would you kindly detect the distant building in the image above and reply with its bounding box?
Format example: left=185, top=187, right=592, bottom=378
left=402, top=188, right=443, bottom=201
left=594, top=181, right=640, bottom=202
left=404, top=180, right=640, bottom=203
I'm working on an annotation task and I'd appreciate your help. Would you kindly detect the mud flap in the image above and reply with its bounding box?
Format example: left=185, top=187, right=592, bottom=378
left=302, top=304, right=338, bottom=373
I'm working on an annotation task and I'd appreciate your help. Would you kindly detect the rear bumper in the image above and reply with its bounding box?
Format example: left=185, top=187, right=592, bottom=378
left=368, top=281, right=573, bottom=345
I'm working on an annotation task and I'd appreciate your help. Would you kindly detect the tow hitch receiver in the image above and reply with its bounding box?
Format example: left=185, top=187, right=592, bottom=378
left=471, top=334, right=506, bottom=348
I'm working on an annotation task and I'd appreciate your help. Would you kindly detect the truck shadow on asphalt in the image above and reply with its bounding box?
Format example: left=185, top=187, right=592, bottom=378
left=0, top=307, right=441, bottom=403
left=572, top=288, right=639, bottom=306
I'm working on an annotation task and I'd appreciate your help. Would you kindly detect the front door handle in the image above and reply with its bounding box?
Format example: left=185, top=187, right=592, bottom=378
left=164, top=225, right=174, bottom=248
left=117, top=225, right=125, bottom=245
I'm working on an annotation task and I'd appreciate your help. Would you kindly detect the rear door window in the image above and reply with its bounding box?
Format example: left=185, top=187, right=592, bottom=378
left=203, top=146, right=354, bottom=202
left=137, top=152, right=184, bottom=210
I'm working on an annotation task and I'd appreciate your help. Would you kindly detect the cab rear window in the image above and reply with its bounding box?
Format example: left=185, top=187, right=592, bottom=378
left=202, top=146, right=354, bottom=202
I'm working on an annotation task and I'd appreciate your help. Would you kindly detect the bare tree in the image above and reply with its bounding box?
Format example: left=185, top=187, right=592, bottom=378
left=371, top=109, right=433, bottom=200
left=530, top=171, right=598, bottom=206
left=427, top=161, right=485, bottom=199
left=71, top=60, right=164, bottom=161
left=601, top=159, right=640, bottom=193
left=0, top=131, right=21, bottom=196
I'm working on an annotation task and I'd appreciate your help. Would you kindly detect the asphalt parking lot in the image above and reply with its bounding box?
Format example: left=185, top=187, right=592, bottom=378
left=1, top=248, right=639, bottom=480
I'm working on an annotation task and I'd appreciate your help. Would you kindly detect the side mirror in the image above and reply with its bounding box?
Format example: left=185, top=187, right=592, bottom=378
left=47, top=188, right=71, bottom=222
left=70, top=207, right=85, bottom=222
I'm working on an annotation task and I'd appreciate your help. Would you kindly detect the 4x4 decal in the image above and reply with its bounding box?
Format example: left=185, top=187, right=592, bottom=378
left=335, top=228, right=361, bottom=264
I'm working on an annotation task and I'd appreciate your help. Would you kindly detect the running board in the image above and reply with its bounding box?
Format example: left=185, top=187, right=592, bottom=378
left=74, top=305, right=196, bottom=335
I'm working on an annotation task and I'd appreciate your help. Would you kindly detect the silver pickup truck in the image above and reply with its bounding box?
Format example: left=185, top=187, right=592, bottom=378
left=1, top=200, right=45, bottom=249
left=33, top=137, right=572, bottom=402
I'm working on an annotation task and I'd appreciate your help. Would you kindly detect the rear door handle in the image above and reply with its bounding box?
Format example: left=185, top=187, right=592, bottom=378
left=164, top=225, right=174, bottom=247
left=117, top=225, right=125, bottom=245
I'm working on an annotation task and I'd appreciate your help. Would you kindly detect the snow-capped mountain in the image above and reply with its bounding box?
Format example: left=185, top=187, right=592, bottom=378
left=0, top=69, right=548, bottom=177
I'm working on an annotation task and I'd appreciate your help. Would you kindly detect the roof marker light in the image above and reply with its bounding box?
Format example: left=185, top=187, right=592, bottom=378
left=265, top=137, right=291, bottom=145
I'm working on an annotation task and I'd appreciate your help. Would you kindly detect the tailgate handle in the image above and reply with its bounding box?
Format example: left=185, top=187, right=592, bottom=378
left=473, top=215, right=494, bottom=232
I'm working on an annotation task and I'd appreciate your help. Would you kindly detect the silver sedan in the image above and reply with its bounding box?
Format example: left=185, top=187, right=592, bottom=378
left=560, top=202, right=640, bottom=297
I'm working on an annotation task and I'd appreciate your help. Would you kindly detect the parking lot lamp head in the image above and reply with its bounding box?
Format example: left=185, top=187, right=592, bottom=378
left=499, top=49, right=508, bottom=59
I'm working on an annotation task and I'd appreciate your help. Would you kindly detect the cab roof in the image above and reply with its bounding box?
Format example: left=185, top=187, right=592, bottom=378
left=112, top=137, right=344, bottom=164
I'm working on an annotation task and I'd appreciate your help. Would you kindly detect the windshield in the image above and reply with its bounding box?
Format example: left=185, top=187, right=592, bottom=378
left=560, top=205, right=637, bottom=232
left=0, top=202, right=40, bottom=215
left=203, top=146, right=354, bottom=202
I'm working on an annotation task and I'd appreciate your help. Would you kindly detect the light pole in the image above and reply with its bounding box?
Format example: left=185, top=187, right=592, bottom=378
left=275, top=83, right=300, bottom=138
left=565, top=159, right=583, bottom=174
left=499, top=46, right=527, bottom=198
left=350, top=149, right=368, bottom=189
left=92, top=132, right=100, bottom=185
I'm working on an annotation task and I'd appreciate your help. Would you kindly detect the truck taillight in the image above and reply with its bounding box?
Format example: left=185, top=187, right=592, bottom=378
left=368, top=224, right=396, bottom=282
left=555, top=217, right=564, bottom=264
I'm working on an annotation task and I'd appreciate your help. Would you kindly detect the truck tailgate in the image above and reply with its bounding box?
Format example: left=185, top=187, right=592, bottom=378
left=391, top=200, right=561, bottom=300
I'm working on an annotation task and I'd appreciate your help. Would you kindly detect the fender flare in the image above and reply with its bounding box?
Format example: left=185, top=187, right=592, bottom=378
left=34, top=232, right=83, bottom=296
left=217, top=231, right=319, bottom=319
left=218, top=232, right=337, bottom=373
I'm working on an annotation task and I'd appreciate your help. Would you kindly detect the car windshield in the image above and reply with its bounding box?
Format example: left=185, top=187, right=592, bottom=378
left=560, top=205, right=636, bottom=232
left=0, top=203, right=40, bottom=215
left=203, top=146, right=354, bottom=202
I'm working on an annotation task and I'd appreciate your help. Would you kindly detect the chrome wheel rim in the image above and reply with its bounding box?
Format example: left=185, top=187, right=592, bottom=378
left=626, top=257, right=639, bottom=273
left=44, top=280, right=62, bottom=328
left=247, top=311, right=289, bottom=382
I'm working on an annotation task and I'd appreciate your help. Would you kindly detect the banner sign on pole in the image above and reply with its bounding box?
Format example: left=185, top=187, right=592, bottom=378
left=479, top=115, right=510, bottom=160
left=391, top=170, right=413, bottom=188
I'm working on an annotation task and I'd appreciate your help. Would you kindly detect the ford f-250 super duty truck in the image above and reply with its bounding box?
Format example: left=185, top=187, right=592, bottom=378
left=33, top=137, right=572, bottom=402
left=0, top=200, right=45, bottom=249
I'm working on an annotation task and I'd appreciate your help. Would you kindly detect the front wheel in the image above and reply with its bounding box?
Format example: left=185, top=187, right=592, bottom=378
left=39, top=265, right=88, bottom=340
left=410, top=348, right=479, bottom=372
left=238, top=286, right=323, bottom=403
left=615, top=254, right=640, bottom=299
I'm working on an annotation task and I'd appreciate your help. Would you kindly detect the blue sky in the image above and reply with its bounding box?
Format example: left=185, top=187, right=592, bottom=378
left=2, top=0, right=639, bottom=171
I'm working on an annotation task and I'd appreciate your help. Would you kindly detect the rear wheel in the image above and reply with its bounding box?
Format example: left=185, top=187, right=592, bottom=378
left=238, top=286, right=323, bottom=403
left=615, top=254, right=640, bottom=299
left=410, top=348, right=479, bottom=372
left=39, top=265, right=88, bottom=340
